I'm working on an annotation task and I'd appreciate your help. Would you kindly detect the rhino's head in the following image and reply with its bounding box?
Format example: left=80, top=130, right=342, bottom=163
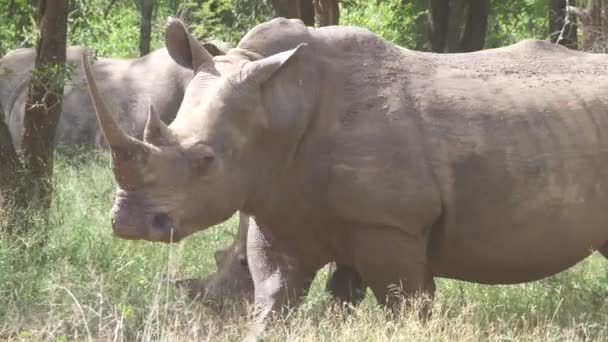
left=84, top=18, right=313, bottom=242
left=176, top=212, right=254, bottom=309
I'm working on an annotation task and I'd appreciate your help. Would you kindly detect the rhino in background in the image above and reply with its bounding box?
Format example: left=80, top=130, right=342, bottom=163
left=0, top=43, right=223, bottom=148
left=177, top=212, right=367, bottom=310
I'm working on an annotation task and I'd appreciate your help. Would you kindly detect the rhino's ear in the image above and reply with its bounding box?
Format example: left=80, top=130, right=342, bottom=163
left=165, top=17, right=214, bottom=70
left=241, top=43, right=307, bottom=85
left=143, top=104, right=177, bottom=146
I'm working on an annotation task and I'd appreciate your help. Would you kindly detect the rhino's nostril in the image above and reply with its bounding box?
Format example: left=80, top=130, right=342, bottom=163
left=152, top=212, right=172, bottom=231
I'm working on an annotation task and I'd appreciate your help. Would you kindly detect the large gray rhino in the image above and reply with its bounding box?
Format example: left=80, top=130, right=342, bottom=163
left=0, top=45, right=218, bottom=147
left=84, top=17, right=608, bottom=338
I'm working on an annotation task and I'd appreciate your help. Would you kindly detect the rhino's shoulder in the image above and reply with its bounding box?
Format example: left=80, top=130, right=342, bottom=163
left=2, top=47, right=35, bottom=58
left=1, top=48, right=36, bottom=69
left=418, top=38, right=608, bottom=80
left=490, top=39, right=588, bottom=60
left=3, top=46, right=90, bottom=64
left=237, top=17, right=312, bottom=55
left=504, top=39, right=570, bottom=53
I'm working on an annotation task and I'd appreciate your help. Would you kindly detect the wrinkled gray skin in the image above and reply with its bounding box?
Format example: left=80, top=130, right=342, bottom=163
left=176, top=212, right=367, bottom=310
left=85, top=17, right=608, bottom=340
left=0, top=45, right=216, bottom=147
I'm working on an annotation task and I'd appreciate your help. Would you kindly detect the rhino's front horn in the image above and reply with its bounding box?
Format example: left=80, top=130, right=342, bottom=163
left=82, top=53, right=150, bottom=188
left=82, top=54, right=134, bottom=149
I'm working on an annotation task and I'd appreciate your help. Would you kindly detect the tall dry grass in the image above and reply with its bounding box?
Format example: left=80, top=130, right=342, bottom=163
left=1, top=151, right=608, bottom=341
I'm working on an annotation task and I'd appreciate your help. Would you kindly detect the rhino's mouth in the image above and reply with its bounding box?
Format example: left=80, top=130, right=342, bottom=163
left=110, top=210, right=182, bottom=243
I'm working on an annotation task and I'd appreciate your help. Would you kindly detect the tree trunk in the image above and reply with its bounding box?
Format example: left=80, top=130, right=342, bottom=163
left=550, top=0, right=578, bottom=48
left=428, top=0, right=449, bottom=52
left=139, top=0, right=154, bottom=56
left=0, top=107, right=22, bottom=206
left=270, top=0, right=295, bottom=18
left=571, top=0, right=608, bottom=51
left=445, top=0, right=466, bottom=52
left=313, top=0, right=339, bottom=26
left=428, top=0, right=488, bottom=53
left=460, top=0, right=489, bottom=52
left=300, top=0, right=315, bottom=26
left=1, top=0, right=68, bottom=233
left=8, top=0, right=16, bottom=18
left=602, top=0, right=608, bottom=40
left=271, top=0, right=315, bottom=26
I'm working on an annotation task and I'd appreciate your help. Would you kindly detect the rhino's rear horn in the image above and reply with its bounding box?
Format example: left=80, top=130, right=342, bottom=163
left=144, top=104, right=177, bottom=146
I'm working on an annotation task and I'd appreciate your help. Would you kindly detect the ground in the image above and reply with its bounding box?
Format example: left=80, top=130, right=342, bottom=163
left=1, top=151, right=608, bottom=341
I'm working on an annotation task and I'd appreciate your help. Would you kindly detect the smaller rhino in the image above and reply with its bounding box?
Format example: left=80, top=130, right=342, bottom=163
left=1, top=43, right=225, bottom=148
left=176, top=213, right=367, bottom=310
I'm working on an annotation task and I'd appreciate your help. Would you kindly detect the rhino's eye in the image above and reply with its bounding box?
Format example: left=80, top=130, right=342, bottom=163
left=238, top=256, right=248, bottom=268
left=186, top=143, right=216, bottom=172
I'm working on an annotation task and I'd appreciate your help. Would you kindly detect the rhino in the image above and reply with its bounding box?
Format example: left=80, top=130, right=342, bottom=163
left=176, top=212, right=366, bottom=310
left=0, top=44, right=221, bottom=148
left=84, top=17, right=608, bottom=338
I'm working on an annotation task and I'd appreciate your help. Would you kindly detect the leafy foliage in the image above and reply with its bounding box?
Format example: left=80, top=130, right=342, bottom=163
left=179, top=0, right=272, bottom=45
left=340, top=0, right=428, bottom=49
left=1, top=0, right=173, bottom=58
left=27, top=62, right=77, bottom=103
left=486, top=0, right=550, bottom=48
left=1, top=0, right=558, bottom=59
left=0, top=0, right=38, bottom=56
left=340, top=0, right=550, bottom=51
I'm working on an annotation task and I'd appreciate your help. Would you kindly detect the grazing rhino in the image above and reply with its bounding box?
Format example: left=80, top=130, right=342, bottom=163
left=177, top=212, right=366, bottom=310
left=0, top=44, right=220, bottom=148
left=84, top=17, right=608, bottom=338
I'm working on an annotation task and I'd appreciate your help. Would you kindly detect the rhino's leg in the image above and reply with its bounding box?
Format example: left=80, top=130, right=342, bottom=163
left=351, top=228, right=435, bottom=319
left=174, top=278, right=208, bottom=299
left=246, top=223, right=316, bottom=339
left=326, top=263, right=366, bottom=307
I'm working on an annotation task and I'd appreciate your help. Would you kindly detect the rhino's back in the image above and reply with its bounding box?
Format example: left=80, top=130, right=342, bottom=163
left=413, top=41, right=608, bottom=283
left=79, top=48, right=190, bottom=141
left=1, top=46, right=91, bottom=146
left=2, top=46, right=190, bottom=147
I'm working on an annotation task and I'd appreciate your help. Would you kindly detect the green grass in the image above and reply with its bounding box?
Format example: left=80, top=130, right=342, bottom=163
left=2, top=151, right=608, bottom=341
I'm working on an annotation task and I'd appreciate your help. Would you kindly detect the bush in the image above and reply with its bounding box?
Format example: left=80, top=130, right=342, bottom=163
left=180, top=0, right=272, bottom=46
left=341, top=0, right=428, bottom=49
left=486, top=0, right=550, bottom=48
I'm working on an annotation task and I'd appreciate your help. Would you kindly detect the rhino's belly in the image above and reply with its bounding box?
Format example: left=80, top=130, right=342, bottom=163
left=428, top=196, right=608, bottom=284
left=424, top=128, right=608, bottom=283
